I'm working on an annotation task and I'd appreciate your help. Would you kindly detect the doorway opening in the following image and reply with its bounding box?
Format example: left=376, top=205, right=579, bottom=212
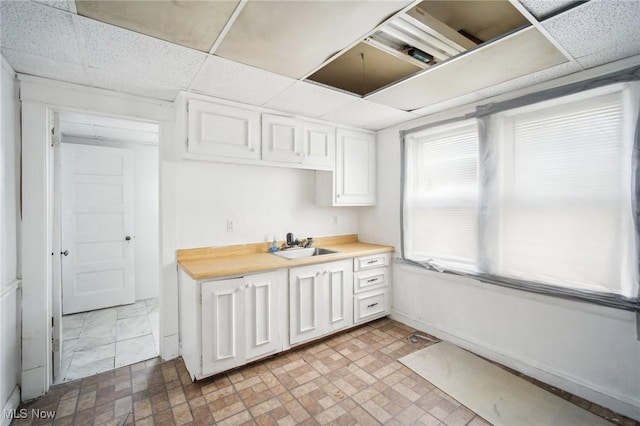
left=53, top=110, right=161, bottom=383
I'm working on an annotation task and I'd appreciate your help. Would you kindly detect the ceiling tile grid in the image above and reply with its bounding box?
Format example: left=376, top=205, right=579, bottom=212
left=190, top=55, right=297, bottom=106
left=410, top=92, right=486, bottom=117
left=214, top=0, right=413, bottom=79
left=86, top=67, right=180, bottom=102
left=264, top=81, right=360, bottom=118
left=542, top=0, right=640, bottom=68
left=1, top=47, right=89, bottom=86
left=475, top=60, right=582, bottom=99
left=76, top=15, right=208, bottom=89
left=517, top=0, right=578, bottom=20
left=31, top=0, right=76, bottom=14
left=1, top=1, right=81, bottom=64
left=321, top=99, right=420, bottom=131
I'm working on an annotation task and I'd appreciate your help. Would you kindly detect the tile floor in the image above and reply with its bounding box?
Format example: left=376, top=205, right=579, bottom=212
left=15, top=318, right=638, bottom=425
left=59, top=298, right=160, bottom=383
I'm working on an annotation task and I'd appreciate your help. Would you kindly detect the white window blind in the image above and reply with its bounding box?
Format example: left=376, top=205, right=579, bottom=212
left=404, top=120, right=479, bottom=271
left=403, top=84, right=639, bottom=299
left=496, top=91, right=635, bottom=296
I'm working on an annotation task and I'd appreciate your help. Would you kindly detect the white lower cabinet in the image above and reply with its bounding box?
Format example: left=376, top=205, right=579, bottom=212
left=179, top=253, right=391, bottom=380
left=180, top=270, right=283, bottom=379
left=289, top=259, right=353, bottom=345
left=201, top=277, right=244, bottom=375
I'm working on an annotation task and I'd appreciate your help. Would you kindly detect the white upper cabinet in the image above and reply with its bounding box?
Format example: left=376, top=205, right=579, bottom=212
left=316, top=129, right=376, bottom=206
left=335, top=129, right=376, bottom=205
left=187, top=99, right=260, bottom=160
left=262, top=114, right=304, bottom=163
left=302, top=122, right=335, bottom=168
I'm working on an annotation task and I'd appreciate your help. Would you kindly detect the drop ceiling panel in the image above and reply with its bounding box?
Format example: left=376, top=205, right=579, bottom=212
left=542, top=0, right=640, bottom=68
left=87, top=67, right=180, bottom=102
left=518, top=0, right=578, bottom=20
left=191, top=55, right=297, bottom=106
left=264, top=81, right=359, bottom=118
left=367, top=27, right=568, bottom=111
left=476, top=61, right=581, bottom=99
left=76, top=1, right=240, bottom=52
left=321, top=99, right=419, bottom=130
left=308, top=42, right=422, bottom=96
left=0, top=1, right=81, bottom=63
left=215, top=0, right=412, bottom=79
left=410, top=92, right=485, bottom=117
left=417, top=0, right=529, bottom=43
left=32, top=0, right=76, bottom=13
left=1, top=48, right=89, bottom=86
left=78, top=16, right=207, bottom=88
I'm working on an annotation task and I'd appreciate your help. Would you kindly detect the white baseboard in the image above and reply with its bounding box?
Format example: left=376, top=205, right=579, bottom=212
left=2, top=386, right=21, bottom=426
left=391, top=311, right=640, bottom=422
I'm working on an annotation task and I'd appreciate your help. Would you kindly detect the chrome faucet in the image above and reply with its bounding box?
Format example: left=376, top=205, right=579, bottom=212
left=285, top=233, right=313, bottom=249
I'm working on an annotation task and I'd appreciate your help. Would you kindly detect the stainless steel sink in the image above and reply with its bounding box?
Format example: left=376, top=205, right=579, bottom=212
left=272, top=247, right=339, bottom=260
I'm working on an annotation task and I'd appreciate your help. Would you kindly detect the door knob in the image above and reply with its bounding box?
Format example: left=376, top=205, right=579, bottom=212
left=125, top=236, right=131, bottom=241
left=61, top=250, right=69, bottom=256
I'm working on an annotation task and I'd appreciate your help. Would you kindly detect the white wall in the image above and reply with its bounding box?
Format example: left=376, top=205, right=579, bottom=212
left=1, top=56, right=22, bottom=422
left=175, top=161, right=359, bottom=249
left=63, top=136, right=160, bottom=300
left=359, top=96, right=640, bottom=421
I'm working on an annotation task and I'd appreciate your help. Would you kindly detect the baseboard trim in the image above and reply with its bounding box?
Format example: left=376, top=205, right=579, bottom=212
left=2, top=386, right=21, bottom=426
left=391, top=311, right=640, bottom=422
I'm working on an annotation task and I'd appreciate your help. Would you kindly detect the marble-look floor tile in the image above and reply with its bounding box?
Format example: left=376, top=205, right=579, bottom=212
left=145, top=297, right=158, bottom=314
left=62, top=312, right=86, bottom=329
left=61, top=338, right=77, bottom=371
left=69, top=342, right=115, bottom=369
left=117, top=301, right=148, bottom=319
left=75, top=323, right=117, bottom=350
left=117, top=314, right=152, bottom=341
left=62, top=325, right=83, bottom=341
left=148, top=310, right=160, bottom=353
left=115, top=334, right=158, bottom=368
left=65, top=357, right=114, bottom=381
left=84, top=306, right=118, bottom=329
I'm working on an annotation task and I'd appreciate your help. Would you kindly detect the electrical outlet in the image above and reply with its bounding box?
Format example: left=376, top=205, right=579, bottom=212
left=332, top=215, right=338, bottom=226
left=227, top=220, right=235, bottom=232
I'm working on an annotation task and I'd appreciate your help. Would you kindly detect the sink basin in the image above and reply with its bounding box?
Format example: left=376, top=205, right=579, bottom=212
left=272, top=247, right=339, bottom=260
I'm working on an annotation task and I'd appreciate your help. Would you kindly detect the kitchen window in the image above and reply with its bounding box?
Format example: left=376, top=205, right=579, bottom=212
left=402, top=82, right=639, bottom=302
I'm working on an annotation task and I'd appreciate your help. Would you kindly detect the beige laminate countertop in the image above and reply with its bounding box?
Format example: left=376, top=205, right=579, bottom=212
left=178, top=235, right=394, bottom=281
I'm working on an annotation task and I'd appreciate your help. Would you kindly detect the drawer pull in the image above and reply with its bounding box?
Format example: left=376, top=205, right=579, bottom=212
left=367, top=278, right=378, bottom=283
left=367, top=302, right=379, bottom=308
left=366, top=260, right=378, bottom=264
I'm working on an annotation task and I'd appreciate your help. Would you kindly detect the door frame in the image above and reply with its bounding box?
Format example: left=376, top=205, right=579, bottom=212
left=19, top=75, right=177, bottom=400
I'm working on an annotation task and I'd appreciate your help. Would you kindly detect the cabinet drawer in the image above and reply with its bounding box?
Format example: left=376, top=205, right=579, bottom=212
left=354, top=253, right=389, bottom=271
left=354, top=268, right=387, bottom=293
left=354, top=289, right=387, bottom=324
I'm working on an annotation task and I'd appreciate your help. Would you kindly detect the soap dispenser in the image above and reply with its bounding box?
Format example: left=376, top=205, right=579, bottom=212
left=269, top=236, right=279, bottom=253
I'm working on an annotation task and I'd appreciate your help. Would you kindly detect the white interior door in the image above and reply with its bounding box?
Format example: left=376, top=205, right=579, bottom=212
left=61, top=143, right=135, bottom=314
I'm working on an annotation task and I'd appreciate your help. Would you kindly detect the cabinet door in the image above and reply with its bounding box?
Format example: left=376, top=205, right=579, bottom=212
left=302, top=122, right=335, bottom=168
left=262, top=114, right=303, bottom=163
left=201, top=278, right=244, bottom=375
left=245, top=271, right=281, bottom=361
left=187, top=99, right=260, bottom=160
left=324, top=260, right=353, bottom=332
left=289, top=264, right=323, bottom=345
left=335, top=129, right=376, bottom=205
